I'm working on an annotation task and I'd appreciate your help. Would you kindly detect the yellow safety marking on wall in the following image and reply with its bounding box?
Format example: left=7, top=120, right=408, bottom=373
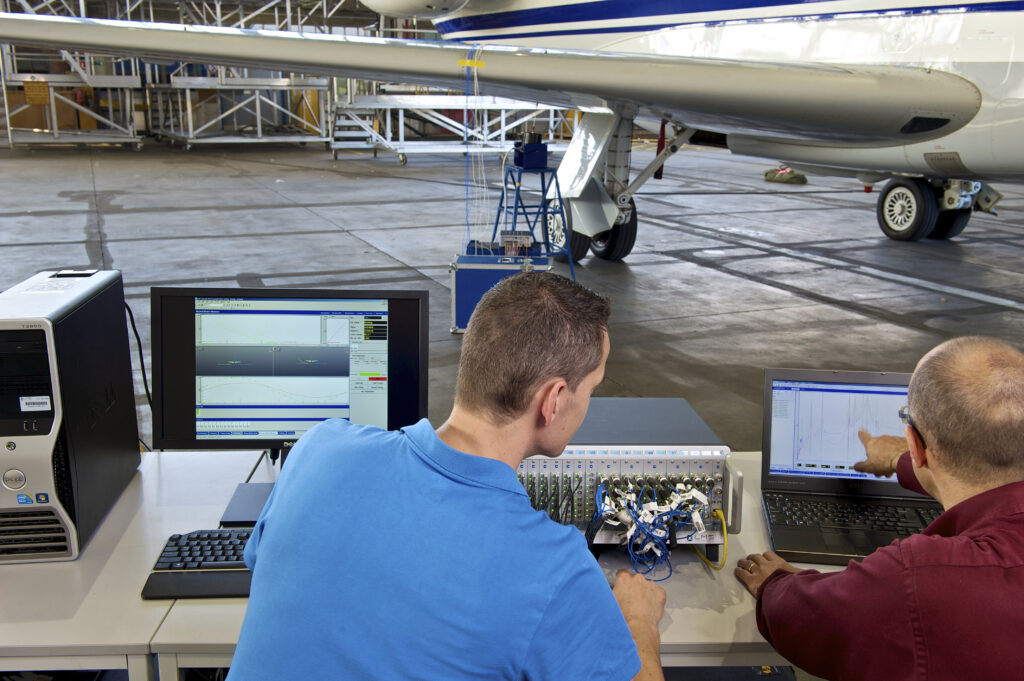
left=458, top=59, right=486, bottom=68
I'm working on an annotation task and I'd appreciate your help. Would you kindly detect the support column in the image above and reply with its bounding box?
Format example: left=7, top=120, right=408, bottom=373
left=0, top=48, right=13, bottom=148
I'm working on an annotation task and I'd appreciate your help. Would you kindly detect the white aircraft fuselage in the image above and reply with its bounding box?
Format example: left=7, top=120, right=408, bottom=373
left=375, top=0, right=1024, bottom=183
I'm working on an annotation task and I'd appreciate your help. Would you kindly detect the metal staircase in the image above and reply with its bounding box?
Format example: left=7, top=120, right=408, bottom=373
left=332, top=107, right=383, bottom=157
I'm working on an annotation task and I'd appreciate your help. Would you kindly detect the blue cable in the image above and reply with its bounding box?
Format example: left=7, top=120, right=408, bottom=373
left=626, top=505, right=666, bottom=571
left=605, top=482, right=718, bottom=581
left=463, top=54, right=472, bottom=245
left=628, top=495, right=704, bottom=581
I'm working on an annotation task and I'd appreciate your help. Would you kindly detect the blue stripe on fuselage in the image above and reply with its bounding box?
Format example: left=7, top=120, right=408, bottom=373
left=435, top=0, right=1024, bottom=39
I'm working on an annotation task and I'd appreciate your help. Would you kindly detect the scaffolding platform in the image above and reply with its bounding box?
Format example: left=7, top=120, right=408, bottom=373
left=333, top=94, right=573, bottom=162
left=1, top=46, right=143, bottom=147
left=149, top=75, right=331, bottom=149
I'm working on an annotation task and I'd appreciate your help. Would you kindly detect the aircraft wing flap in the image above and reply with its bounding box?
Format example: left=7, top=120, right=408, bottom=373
left=0, top=13, right=982, bottom=145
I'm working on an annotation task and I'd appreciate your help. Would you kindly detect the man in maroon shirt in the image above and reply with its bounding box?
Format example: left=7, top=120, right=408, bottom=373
left=735, top=336, right=1024, bottom=681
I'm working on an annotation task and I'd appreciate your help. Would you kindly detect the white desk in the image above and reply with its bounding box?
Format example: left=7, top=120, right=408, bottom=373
left=151, top=451, right=810, bottom=677
left=600, top=451, right=788, bottom=667
left=0, top=447, right=814, bottom=679
left=0, top=449, right=271, bottom=681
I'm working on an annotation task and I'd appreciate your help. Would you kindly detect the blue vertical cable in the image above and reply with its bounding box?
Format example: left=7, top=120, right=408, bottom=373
left=463, top=46, right=478, bottom=251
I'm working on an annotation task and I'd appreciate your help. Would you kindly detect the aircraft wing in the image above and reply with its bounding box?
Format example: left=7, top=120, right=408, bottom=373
left=0, top=13, right=981, bottom=146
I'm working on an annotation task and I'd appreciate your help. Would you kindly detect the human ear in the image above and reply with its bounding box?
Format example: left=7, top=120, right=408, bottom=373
left=907, top=424, right=929, bottom=470
left=537, top=379, right=567, bottom=426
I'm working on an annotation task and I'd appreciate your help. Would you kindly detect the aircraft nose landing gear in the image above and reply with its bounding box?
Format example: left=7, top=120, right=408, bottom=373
left=876, top=177, right=998, bottom=242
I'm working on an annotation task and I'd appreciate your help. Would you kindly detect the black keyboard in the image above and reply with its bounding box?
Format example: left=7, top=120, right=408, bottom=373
left=764, top=494, right=942, bottom=536
left=140, top=529, right=253, bottom=599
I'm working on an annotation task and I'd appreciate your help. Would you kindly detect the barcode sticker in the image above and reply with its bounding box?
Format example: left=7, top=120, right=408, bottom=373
left=19, top=396, right=51, bottom=412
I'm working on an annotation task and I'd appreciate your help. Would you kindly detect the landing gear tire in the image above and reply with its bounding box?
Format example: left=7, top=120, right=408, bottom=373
left=928, top=208, right=971, bottom=240
left=877, top=178, right=938, bottom=241
left=591, top=198, right=638, bottom=261
left=547, top=199, right=590, bottom=263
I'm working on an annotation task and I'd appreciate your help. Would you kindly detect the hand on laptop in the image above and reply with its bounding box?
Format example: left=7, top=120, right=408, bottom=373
left=853, top=430, right=907, bottom=477
left=735, top=551, right=800, bottom=595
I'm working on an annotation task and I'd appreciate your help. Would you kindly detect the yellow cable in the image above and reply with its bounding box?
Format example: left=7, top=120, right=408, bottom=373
left=693, top=509, right=728, bottom=571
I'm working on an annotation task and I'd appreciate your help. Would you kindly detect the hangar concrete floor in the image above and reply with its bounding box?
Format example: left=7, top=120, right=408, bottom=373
left=4, top=141, right=1023, bottom=453
left=6, top=141, right=1023, bottom=680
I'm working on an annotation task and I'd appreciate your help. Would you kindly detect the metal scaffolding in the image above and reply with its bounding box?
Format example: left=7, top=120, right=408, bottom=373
left=0, top=0, right=370, bottom=147
left=0, top=3, right=580, bottom=155
left=333, top=94, right=576, bottom=163
left=0, top=44, right=12, bottom=148
left=136, top=0, right=365, bottom=146
left=149, top=71, right=332, bottom=148
left=0, top=0, right=145, bottom=146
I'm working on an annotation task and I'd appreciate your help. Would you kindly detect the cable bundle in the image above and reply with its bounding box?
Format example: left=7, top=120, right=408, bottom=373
left=591, top=477, right=712, bottom=580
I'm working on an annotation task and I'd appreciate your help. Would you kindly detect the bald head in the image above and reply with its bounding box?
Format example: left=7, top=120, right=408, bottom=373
left=909, top=336, right=1024, bottom=484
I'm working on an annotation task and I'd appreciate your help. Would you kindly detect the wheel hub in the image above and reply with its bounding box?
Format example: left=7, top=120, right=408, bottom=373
left=547, top=211, right=566, bottom=246
left=884, top=187, right=916, bottom=231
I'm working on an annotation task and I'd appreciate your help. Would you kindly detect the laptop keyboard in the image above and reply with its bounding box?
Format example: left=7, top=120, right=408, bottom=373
left=764, top=493, right=942, bottom=536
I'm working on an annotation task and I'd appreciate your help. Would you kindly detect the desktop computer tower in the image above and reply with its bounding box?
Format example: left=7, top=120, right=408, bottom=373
left=0, top=270, right=140, bottom=563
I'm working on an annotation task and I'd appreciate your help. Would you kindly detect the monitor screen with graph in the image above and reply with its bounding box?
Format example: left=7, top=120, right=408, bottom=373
left=764, top=370, right=911, bottom=483
left=151, top=287, right=428, bottom=450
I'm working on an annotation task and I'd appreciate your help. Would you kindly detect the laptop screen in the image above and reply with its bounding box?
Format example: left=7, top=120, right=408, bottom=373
left=759, top=368, right=940, bottom=499
left=768, top=378, right=908, bottom=482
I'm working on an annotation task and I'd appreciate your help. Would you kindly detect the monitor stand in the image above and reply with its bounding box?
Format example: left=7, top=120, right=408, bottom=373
left=219, top=447, right=288, bottom=527
left=220, top=482, right=275, bottom=527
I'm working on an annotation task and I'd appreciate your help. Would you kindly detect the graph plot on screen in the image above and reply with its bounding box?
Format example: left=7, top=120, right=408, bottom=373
left=199, top=314, right=321, bottom=346
left=323, top=317, right=351, bottom=346
left=198, top=376, right=351, bottom=406
left=793, top=390, right=905, bottom=467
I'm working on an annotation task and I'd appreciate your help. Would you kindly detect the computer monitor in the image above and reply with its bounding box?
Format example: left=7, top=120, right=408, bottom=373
left=151, top=287, right=428, bottom=450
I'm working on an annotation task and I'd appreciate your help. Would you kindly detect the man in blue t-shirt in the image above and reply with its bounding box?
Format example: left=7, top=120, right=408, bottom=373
left=227, top=272, right=666, bottom=681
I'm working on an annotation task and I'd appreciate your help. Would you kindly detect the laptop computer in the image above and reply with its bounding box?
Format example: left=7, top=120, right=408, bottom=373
left=761, top=368, right=943, bottom=565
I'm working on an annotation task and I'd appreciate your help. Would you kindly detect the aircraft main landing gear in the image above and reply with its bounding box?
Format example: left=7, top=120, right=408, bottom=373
left=591, top=198, right=638, bottom=261
left=554, top=113, right=693, bottom=261
left=547, top=198, right=591, bottom=263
